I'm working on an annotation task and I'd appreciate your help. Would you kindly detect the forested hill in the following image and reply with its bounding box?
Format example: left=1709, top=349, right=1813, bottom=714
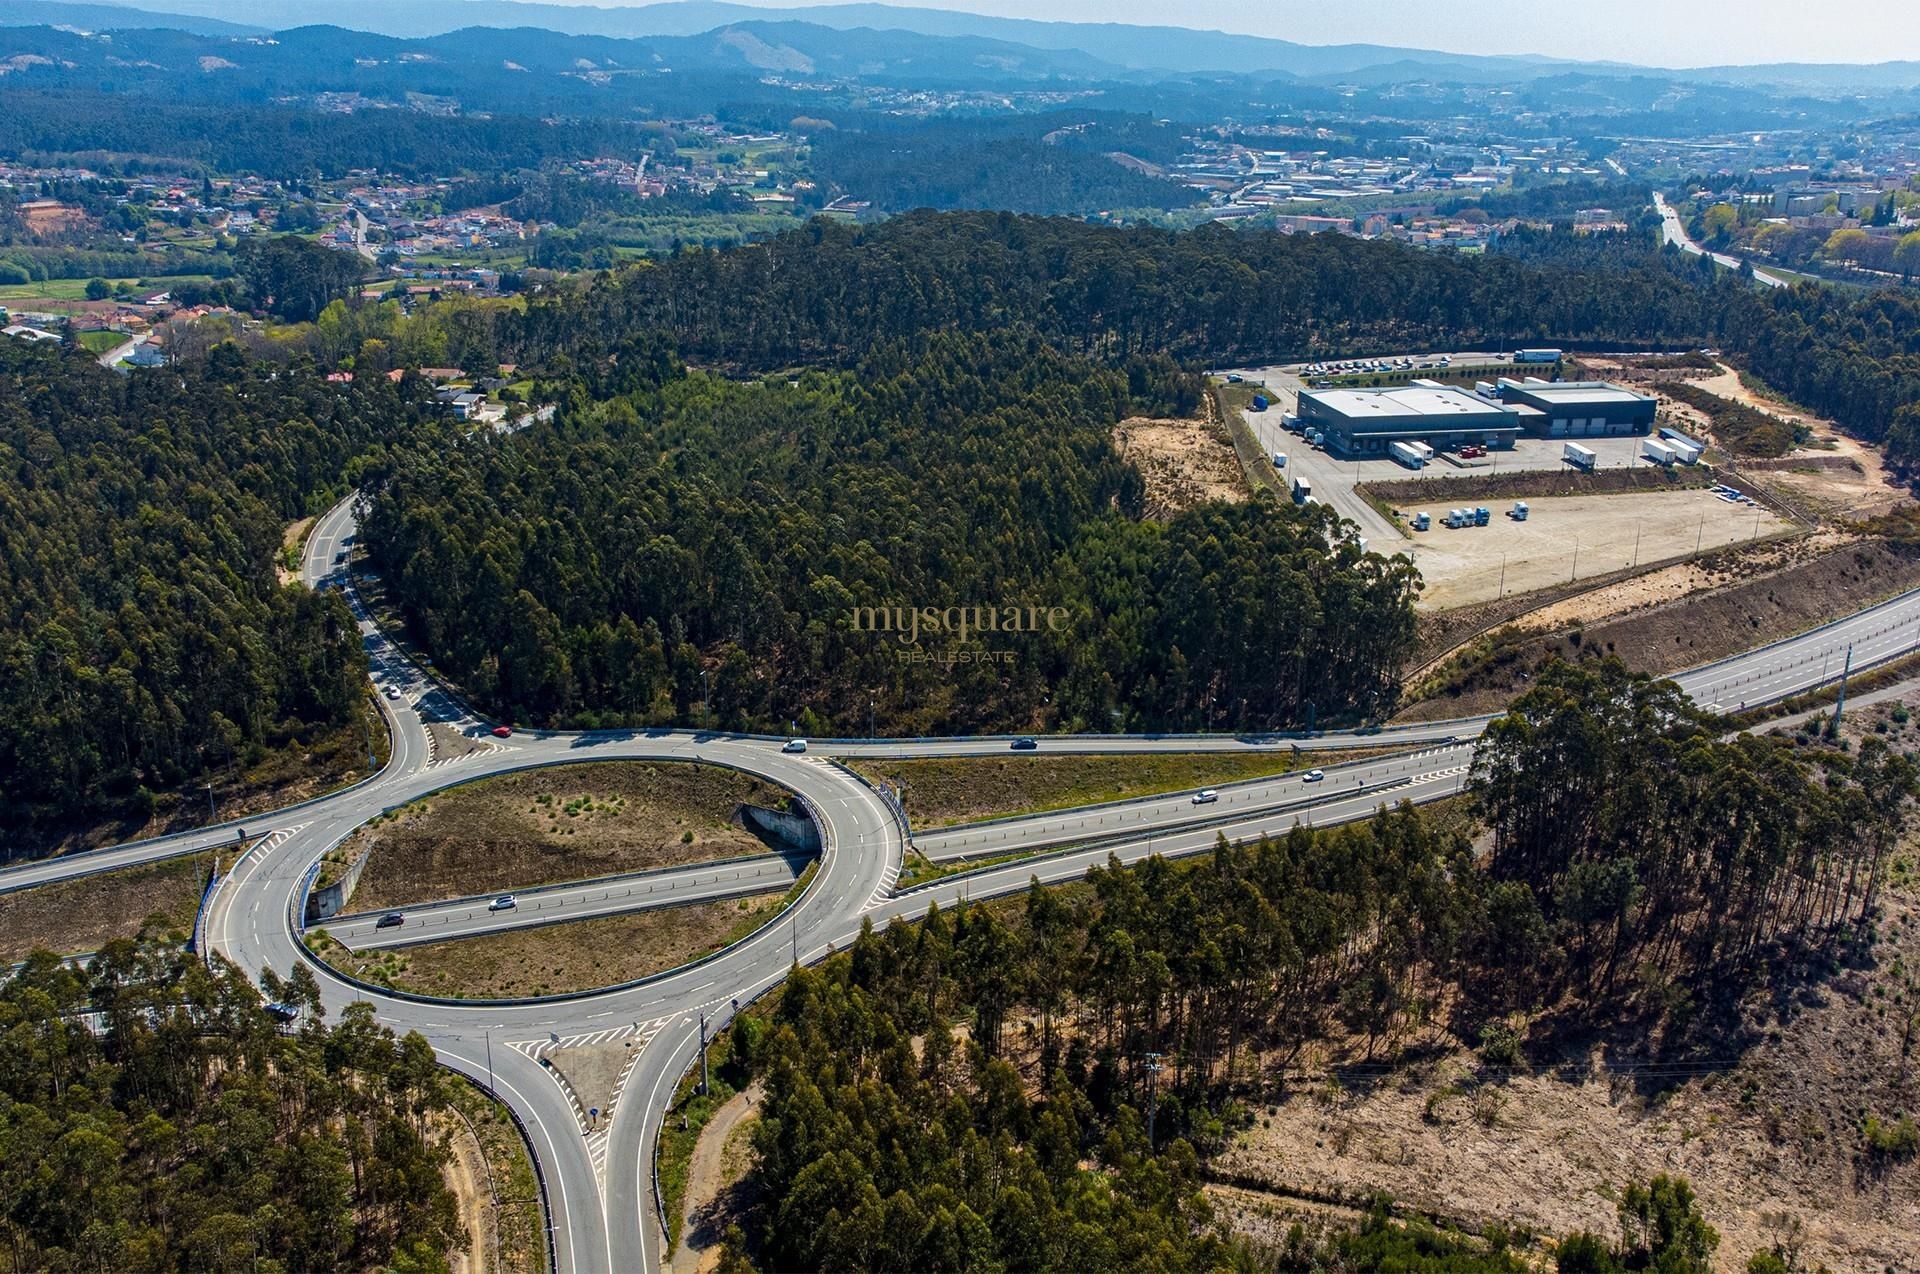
left=495, top=213, right=1920, bottom=470
left=359, top=330, right=1419, bottom=734
left=503, top=212, right=1717, bottom=369
left=0, top=342, right=436, bottom=847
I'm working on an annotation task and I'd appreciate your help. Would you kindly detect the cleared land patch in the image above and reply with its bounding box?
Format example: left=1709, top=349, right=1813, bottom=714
left=315, top=890, right=788, bottom=998
left=341, top=761, right=790, bottom=912
left=1409, top=487, right=1792, bottom=610
left=0, top=850, right=212, bottom=964
left=852, top=750, right=1356, bottom=830
left=1113, top=413, right=1249, bottom=516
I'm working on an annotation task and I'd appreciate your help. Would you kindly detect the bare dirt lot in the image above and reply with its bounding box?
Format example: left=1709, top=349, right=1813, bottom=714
left=1411, top=488, right=1792, bottom=610
left=0, top=851, right=212, bottom=963
left=343, top=761, right=788, bottom=912
left=1214, top=892, right=1920, bottom=1272
left=328, top=891, right=788, bottom=999
left=1113, top=413, right=1249, bottom=516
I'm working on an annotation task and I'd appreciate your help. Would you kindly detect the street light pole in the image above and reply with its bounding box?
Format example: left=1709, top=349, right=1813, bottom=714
left=1570, top=540, right=1580, bottom=583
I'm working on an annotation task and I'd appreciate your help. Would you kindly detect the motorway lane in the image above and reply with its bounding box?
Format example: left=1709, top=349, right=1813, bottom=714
left=1655, top=192, right=1788, bottom=288
left=208, top=734, right=904, bottom=1274
left=29, top=490, right=1920, bottom=1274
left=912, top=743, right=1469, bottom=862
left=328, top=852, right=807, bottom=952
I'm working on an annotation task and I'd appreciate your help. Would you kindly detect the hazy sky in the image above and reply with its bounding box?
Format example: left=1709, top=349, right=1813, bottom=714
left=640, top=0, right=1920, bottom=67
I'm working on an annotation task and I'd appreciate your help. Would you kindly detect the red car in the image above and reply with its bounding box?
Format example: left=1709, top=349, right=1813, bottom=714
left=491, top=725, right=513, bottom=738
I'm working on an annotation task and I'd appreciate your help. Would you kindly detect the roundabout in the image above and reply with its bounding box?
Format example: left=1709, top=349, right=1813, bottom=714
left=14, top=491, right=1920, bottom=1274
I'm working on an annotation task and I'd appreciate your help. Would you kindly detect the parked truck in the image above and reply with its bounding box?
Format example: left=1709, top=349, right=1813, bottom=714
left=1249, top=394, right=1269, bottom=412
left=1271, top=451, right=1288, bottom=468
left=1290, top=475, right=1312, bottom=505
left=1473, top=507, right=1491, bottom=526
left=1564, top=441, right=1597, bottom=471
left=1665, top=437, right=1702, bottom=465
left=1642, top=438, right=1678, bottom=466
left=1411, top=511, right=1432, bottom=531
left=1389, top=440, right=1429, bottom=469
left=1510, top=501, right=1529, bottom=521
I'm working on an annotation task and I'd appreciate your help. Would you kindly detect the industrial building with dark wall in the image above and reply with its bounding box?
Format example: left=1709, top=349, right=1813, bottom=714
left=1295, top=377, right=1657, bottom=458
left=1295, top=383, right=1520, bottom=458
left=1488, top=379, right=1657, bottom=438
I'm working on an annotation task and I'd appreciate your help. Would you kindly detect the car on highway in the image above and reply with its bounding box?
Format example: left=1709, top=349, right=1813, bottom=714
left=1192, top=789, right=1219, bottom=805
left=492, top=725, right=513, bottom=738
left=1010, top=737, right=1038, bottom=751
left=376, top=912, right=405, bottom=929
left=782, top=738, right=808, bottom=753
left=1302, top=769, right=1326, bottom=783
left=488, top=895, right=517, bottom=912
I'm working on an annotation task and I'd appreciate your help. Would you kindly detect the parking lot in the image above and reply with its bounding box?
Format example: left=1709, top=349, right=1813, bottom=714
left=1404, top=487, right=1790, bottom=609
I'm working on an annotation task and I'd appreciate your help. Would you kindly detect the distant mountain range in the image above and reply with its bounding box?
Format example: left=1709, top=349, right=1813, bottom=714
left=4, top=0, right=1915, bottom=91
left=0, top=0, right=1912, bottom=94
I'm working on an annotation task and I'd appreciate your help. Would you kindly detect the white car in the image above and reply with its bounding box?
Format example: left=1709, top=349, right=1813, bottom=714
left=1303, top=769, right=1326, bottom=783
left=488, top=895, right=517, bottom=912
left=1192, top=789, right=1219, bottom=805
left=782, top=738, right=808, bottom=753
left=384, top=685, right=401, bottom=700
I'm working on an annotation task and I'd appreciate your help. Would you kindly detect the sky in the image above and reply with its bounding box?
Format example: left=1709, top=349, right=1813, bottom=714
left=621, top=0, right=1920, bottom=68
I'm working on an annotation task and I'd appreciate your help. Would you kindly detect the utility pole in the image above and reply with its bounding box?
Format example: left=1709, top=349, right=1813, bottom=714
left=1497, top=553, right=1507, bottom=599
left=1831, top=644, right=1854, bottom=737
left=485, top=1029, right=495, bottom=1095
left=1632, top=520, right=1643, bottom=568
left=1142, top=1052, right=1164, bottom=1148
left=205, top=782, right=217, bottom=823
left=1694, top=515, right=1706, bottom=558
left=869, top=695, right=876, bottom=739
left=1570, top=540, right=1580, bottom=583
left=698, top=1011, right=709, bottom=1096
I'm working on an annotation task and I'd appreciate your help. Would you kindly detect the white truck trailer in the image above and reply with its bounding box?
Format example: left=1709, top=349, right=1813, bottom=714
left=1642, top=438, right=1678, bottom=466
left=1564, top=442, right=1597, bottom=471
left=1389, top=440, right=1429, bottom=469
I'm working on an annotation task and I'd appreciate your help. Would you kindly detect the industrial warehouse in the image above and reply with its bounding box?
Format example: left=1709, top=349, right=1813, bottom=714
left=1294, top=378, right=1657, bottom=458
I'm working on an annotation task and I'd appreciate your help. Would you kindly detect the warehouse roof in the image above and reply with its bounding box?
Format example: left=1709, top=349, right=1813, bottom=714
left=1302, top=385, right=1517, bottom=420
left=1497, top=380, right=1653, bottom=407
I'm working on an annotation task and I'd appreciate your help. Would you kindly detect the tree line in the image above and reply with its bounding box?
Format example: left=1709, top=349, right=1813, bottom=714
left=357, top=329, right=1418, bottom=735
left=702, top=660, right=1866, bottom=1270
left=0, top=341, right=436, bottom=849
left=0, top=936, right=459, bottom=1271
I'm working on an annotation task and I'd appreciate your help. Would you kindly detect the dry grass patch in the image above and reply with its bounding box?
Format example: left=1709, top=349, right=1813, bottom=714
left=343, top=761, right=787, bottom=911
left=1114, top=414, right=1250, bottom=516
left=324, top=890, right=788, bottom=999
left=0, top=851, right=212, bottom=963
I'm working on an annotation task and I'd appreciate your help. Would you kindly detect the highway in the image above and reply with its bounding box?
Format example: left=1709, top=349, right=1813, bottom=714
left=325, top=852, right=808, bottom=952
left=12, top=491, right=1920, bottom=1274
left=1655, top=191, right=1788, bottom=288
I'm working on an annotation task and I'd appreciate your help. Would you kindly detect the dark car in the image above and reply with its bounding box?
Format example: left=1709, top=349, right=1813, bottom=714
left=1010, top=737, right=1038, bottom=751
left=376, top=912, right=405, bottom=929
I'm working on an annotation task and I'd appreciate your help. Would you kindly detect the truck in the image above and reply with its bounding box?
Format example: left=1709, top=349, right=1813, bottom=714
left=1444, top=508, right=1470, bottom=529
left=1271, top=451, right=1288, bottom=468
left=1642, top=438, right=1677, bottom=466
left=1291, top=475, right=1312, bottom=505
left=1564, top=441, right=1597, bottom=471
left=1664, top=437, right=1702, bottom=465
left=1474, top=506, right=1491, bottom=526
left=1389, top=440, right=1428, bottom=469
left=1515, top=348, right=1564, bottom=364
left=1411, top=511, right=1432, bottom=531
left=1249, top=394, right=1269, bottom=412
left=1510, top=501, right=1529, bottom=521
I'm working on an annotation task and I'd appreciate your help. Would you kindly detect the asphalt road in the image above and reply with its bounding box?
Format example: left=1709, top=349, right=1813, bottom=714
left=326, top=852, right=808, bottom=952
left=1655, top=192, right=1788, bottom=288
left=14, top=492, right=1920, bottom=1274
